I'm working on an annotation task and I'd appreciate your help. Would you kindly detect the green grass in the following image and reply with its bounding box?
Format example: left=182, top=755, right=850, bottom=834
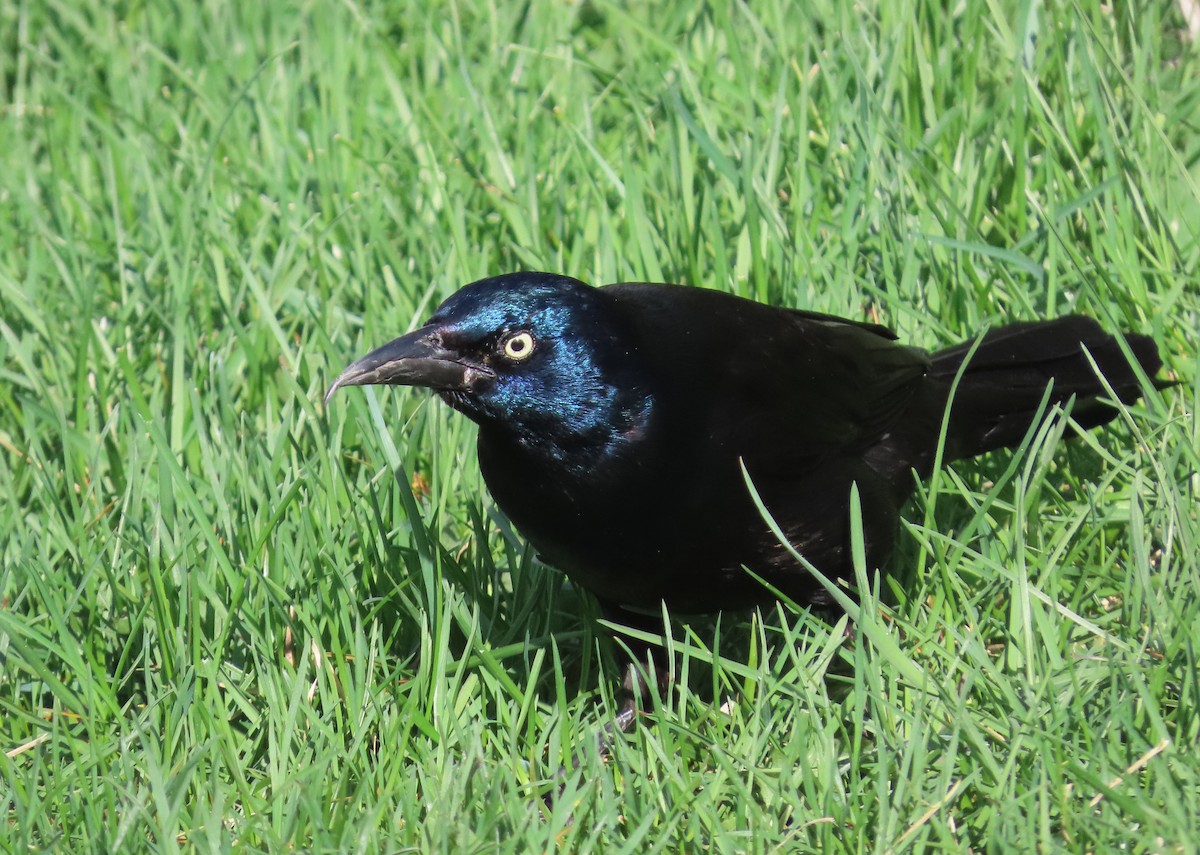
left=2, top=0, right=1198, bottom=850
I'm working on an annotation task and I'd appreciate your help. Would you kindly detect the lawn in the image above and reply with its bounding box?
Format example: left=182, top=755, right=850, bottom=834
left=2, top=0, right=1198, bottom=850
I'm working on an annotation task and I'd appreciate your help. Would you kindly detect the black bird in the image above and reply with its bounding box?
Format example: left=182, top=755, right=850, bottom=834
left=326, top=272, right=1165, bottom=657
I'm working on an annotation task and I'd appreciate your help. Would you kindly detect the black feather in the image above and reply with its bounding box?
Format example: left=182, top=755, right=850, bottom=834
left=329, top=273, right=1169, bottom=619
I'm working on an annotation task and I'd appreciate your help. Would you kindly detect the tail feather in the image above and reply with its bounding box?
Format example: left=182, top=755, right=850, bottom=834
left=931, top=316, right=1165, bottom=461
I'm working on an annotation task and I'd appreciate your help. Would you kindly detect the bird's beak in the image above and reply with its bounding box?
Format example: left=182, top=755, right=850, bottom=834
left=324, top=326, right=481, bottom=404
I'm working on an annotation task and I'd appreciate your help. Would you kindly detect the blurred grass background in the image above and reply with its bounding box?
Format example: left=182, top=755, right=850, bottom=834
left=1, top=0, right=1198, bottom=850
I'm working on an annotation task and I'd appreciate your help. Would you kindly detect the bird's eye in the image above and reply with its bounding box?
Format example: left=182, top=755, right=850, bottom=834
left=501, top=331, right=536, bottom=362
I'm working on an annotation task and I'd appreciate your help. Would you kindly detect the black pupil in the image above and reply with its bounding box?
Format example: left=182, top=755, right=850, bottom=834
left=510, top=337, right=526, bottom=353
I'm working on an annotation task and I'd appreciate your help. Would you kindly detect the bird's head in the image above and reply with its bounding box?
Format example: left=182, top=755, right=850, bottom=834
left=326, top=272, right=653, bottom=458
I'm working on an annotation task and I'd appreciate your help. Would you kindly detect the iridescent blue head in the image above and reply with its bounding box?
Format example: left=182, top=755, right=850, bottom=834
left=326, top=273, right=654, bottom=460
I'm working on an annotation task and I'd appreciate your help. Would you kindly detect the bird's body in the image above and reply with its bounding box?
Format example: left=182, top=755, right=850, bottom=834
left=472, top=282, right=933, bottom=613
left=327, top=273, right=1165, bottom=622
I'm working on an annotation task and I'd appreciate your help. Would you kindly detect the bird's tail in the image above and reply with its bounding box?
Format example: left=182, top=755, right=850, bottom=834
left=930, top=316, right=1165, bottom=462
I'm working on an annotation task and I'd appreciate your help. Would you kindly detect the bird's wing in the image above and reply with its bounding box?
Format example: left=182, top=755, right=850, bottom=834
left=602, top=283, right=931, bottom=460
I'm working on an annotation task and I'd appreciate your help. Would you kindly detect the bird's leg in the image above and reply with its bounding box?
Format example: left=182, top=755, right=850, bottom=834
left=542, top=645, right=668, bottom=815
left=592, top=603, right=672, bottom=759
left=547, top=606, right=669, bottom=805
left=597, top=653, right=668, bottom=750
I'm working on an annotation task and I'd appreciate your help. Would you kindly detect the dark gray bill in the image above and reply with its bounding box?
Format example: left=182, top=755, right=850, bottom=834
left=324, top=326, right=478, bottom=404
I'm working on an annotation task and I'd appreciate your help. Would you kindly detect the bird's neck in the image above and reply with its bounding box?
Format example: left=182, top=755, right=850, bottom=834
left=479, top=388, right=656, bottom=473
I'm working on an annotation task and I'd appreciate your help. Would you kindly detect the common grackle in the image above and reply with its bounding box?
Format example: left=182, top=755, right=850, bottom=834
left=326, top=273, right=1165, bottom=664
